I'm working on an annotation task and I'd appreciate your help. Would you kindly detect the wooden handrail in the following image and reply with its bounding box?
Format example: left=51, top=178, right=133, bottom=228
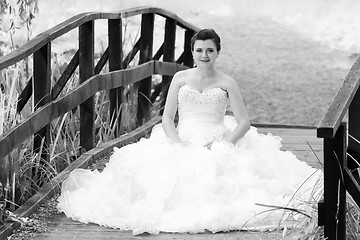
left=0, top=60, right=188, bottom=160
left=316, top=53, right=360, bottom=239
left=317, top=55, right=360, bottom=138
left=0, top=7, right=199, bottom=70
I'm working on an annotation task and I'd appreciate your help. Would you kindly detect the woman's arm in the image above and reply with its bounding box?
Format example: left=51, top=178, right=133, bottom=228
left=223, top=77, right=251, bottom=144
left=162, top=72, right=184, bottom=144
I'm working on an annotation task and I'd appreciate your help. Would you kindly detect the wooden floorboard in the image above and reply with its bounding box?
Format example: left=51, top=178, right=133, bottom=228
left=35, top=212, right=283, bottom=240
left=18, top=127, right=323, bottom=240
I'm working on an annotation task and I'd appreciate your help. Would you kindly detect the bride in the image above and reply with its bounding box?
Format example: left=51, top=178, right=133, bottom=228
left=57, top=29, right=321, bottom=235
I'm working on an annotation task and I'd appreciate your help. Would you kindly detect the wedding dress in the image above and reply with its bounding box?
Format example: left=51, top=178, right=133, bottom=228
left=57, top=84, right=321, bottom=235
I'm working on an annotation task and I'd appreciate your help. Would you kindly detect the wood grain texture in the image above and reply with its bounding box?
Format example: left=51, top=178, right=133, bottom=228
left=317, top=56, right=360, bottom=138
left=35, top=213, right=283, bottom=240
left=322, top=124, right=346, bottom=239
left=16, top=76, right=33, bottom=112
left=108, top=18, right=123, bottom=136
left=160, top=18, right=177, bottom=112
left=51, top=50, right=79, bottom=100
left=79, top=20, right=95, bottom=151
left=183, top=29, right=195, bottom=68
left=137, top=13, right=154, bottom=124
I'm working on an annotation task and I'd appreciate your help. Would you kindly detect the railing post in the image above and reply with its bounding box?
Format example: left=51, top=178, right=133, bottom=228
left=348, top=88, right=360, bottom=181
left=137, top=13, right=154, bottom=125
left=160, top=18, right=176, bottom=113
left=323, top=122, right=347, bottom=240
left=183, top=29, right=194, bottom=68
left=33, top=43, right=51, bottom=163
left=79, top=21, right=94, bottom=152
left=108, top=19, right=123, bottom=136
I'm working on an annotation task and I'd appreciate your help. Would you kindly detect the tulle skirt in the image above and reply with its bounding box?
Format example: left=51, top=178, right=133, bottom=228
left=57, top=116, right=322, bottom=235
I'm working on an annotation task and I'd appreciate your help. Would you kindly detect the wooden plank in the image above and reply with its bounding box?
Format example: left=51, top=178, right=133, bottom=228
left=32, top=212, right=283, bottom=239
left=323, top=123, right=346, bottom=240
left=51, top=50, right=79, bottom=100
left=33, top=43, right=51, bottom=163
left=16, top=76, right=32, bottom=113
left=345, top=168, right=360, bottom=207
left=318, top=56, right=360, bottom=138
left=349, top=88, right=360, bottom=159
left=176, top=51, right=184, bottom=64
left=79, top=20, right=95, bottom=152
left=94, top=47, right=109, bottom=74
left=137, top=13, right=154, bottom=124
left=108, top=19, right=123, bottom=136
left=153, top=43, right=164, bottom=60
left=183, top=29, right=195, bottom=67
left=154, top=61, right=188, bottom=76
left=160, top=18, right=176, bottom=113
left=122, top=38, right=140, bottom=68
left=102, top=7, right=200, bottom=31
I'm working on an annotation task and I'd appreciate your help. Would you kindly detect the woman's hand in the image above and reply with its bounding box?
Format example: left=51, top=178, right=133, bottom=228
left=172, top=140, right=188, bottom=147
left=205, top=140, right=235, bottom=150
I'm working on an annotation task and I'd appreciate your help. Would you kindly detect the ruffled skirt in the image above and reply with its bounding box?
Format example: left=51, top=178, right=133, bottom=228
left=57, top=116, right=322, bottom=235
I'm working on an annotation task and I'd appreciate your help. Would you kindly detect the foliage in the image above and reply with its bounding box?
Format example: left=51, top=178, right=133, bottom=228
left=0, top=0, right=38, bottom=53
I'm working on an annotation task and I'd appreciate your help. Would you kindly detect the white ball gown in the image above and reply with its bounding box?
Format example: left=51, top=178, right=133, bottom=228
left=57, top=84, right=321, bottom=235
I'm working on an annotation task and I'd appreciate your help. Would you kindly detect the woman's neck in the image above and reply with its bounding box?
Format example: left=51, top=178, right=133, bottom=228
left=194, top=67, right=216, bottom=79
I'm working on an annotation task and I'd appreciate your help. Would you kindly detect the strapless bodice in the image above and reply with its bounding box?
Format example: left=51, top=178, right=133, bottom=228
left=177, top=84, right=229, bottom=145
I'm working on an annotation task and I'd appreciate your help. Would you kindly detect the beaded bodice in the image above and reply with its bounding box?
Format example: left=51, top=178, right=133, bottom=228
left=177, top=84, right=229, bottom=145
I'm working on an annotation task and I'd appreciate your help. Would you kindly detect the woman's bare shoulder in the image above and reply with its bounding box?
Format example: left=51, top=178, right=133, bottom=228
left=217, top=71, right=238, bottom=90
left=172, top=68, right=194, bottom=86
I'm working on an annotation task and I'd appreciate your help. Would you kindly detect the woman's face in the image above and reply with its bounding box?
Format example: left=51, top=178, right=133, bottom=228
left=192, top=39, right=219, bottom=68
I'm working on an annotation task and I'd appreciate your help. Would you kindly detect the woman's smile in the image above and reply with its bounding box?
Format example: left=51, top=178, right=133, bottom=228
left=192, top=39, right=219, bottom=67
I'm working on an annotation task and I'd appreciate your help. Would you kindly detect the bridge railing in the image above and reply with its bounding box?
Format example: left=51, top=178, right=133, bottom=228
left=0, top=6, right=198, bottom=222
left=317, top=55, right=360, bottom=239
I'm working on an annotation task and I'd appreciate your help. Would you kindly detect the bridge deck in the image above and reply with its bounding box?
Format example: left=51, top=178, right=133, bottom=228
left=12, top=126, right=323, bottom=240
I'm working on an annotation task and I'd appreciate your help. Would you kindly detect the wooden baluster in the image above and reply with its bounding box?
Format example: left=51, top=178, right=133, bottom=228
left=137, top=13, right=154, bottom=125
left=79, top=21, right=94, bottom=152
left=323, top=123, right=347, bottom=240
left=160, top=18, right=176, bottom=113
left=108, top=19, right=123, bottom=136
left=33, top=43, right=51, bottom=163
left=183, top=29, right=194, bottom=68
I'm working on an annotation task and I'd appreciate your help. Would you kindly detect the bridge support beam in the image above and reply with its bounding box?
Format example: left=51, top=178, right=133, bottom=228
left=79, top=21, right=95, bottom=152
left=323, top=123, right=347, bottom=240
left=108, top=19, right=123, bottom=136
left=33, top=43, right=51, bottom=164
left=160, top=18, right=176, bottom=113
left=349, top=89, right=360, bottom=182
left=183, top=29, right=195, bottom=68
left=137, top=13, right=154, bottom=125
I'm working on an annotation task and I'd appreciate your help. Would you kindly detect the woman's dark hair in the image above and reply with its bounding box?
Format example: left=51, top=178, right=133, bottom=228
left=190, top=29, right=221, bottom=52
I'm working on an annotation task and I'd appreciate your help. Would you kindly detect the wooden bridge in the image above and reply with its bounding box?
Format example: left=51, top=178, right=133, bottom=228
left=0, top=6, right=359, bottom=240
